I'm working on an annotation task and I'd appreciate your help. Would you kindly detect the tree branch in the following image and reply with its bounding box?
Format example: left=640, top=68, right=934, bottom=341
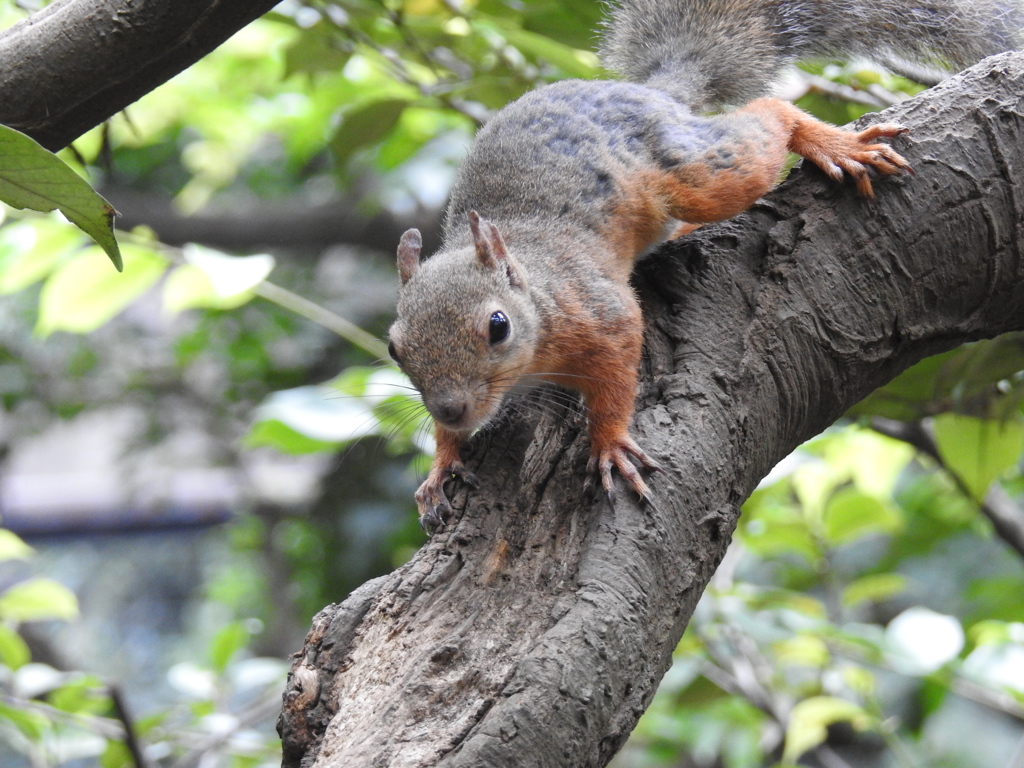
left=101, top=188, right=444, bottom=255
left=285, top=52, right=1024, bottom=767
left=0, top=0, right=281, bottom=151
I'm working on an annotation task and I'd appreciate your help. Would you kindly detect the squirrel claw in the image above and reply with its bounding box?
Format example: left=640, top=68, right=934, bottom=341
left=452, top=465, right=480, bottom=489
left=415, top=487, right=451, bottom=531
left=414, top=475, right=452, bottom=531
left=586, top=436, right=660, bottom=507
left=795, top=119, right=911, bottom=200
left=419, top=507, right=444, bottom=532
left=414, top=462, right=478, bottom=531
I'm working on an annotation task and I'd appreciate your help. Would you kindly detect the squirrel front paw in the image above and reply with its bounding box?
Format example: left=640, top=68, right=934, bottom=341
left=585, top=434, right=662, bottom=506
left=415, top=462, right=480, bottom=531
left=794, top=122, right=911, bottom=199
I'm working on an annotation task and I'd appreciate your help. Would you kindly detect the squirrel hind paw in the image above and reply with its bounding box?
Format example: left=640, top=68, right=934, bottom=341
left=796, top=121, right=911, bottom=199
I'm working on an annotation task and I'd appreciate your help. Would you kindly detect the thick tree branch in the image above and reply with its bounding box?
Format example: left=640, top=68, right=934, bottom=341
left=101, top=189, right=444, bottom=255
left=0, top=0, right=280, bottom=151
left=278, top=53, right=1024, bottom=768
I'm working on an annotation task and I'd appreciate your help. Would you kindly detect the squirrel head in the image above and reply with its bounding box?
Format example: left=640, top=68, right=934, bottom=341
left=388, top=211, right=539, bottom=433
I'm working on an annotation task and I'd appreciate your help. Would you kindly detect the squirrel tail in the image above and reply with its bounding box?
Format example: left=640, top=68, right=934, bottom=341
left=600, top=0, right=1023, bottom=109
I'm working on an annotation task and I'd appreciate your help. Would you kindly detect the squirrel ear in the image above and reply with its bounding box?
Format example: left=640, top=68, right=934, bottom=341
left=396, top=228, right=422, bottom=285
left=468, top=211, right=526, bottom=289
left=468, top=210, right=507, bottom=269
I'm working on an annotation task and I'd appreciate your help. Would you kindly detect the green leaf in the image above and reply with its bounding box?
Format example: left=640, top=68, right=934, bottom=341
left=792, top=461, right=838, bottom=521
left=244, top=419, right=341, bottom=455
left=970, top=620, right=1014, bottom=647
left=932, top=413, right=1024, bottom=501
left=840, top=666, right=876, bottom=698
left=331, top=98, right=410, bottom=168
left=918, top=676, right=950, bottom=729
left=773, top=635, right=830, bottom=669
left=284, top=22, right=353, bottom=77
left=521, top=0, right=605, bottom=49
left=822, top=427, right=915, bottom=499
left=0, top=123, right=121, bottom=270
left=842, top=573, right=907, bottom=608
left=849, top=337, right=1024, bottom=421
left=250, top=384, right=380, bottom=448
left=101, top=740, right=133, bottom=768
left=0, top=218, right=84, bottom=293
left=496, top=26, right=601, bottom=78
left=0, top=529, right=34, bottom=561
left=48, top=674, right=108, bottom=714
left=847, top=349, right=959, bottom=421
left=163, top=247, right=273, bottom=313
left=209, top=621, right=251, bottom=673
left=822, top=487, right=903, bottom=546
left=743, top=588, right=827, bottom=618
left=36, top=244, right=167, bottom=336
left=0, top=700, right=49, bottom=740
left=0, top=578, right=79, bottom=622
left=0, top=624, right=31, bottom=669
left=782, top=696, right=872, bottom=764
left=163, top=265, right=230, bottom=312
left=674, top=674, right=731, bottom=706
left=740, top=520, right=819, bottom=562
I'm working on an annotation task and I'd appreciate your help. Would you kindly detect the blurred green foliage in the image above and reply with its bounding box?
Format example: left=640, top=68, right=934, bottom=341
left=0, top=1, right=1023, bottom=767
left=616, top=421, right=1024, bottom=768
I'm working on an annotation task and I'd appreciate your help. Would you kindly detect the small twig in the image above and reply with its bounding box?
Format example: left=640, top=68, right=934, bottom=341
left=168, top=689, right=283, bottom=768
left=109, top=685, right=150, bottom=768
left=877, top=55, right=947, bottom=87
left=0, top=693, right=124, bottom=739
left=388, top=8, right=490, bottom=124
left=868, top=417, right=936, bottom=458
left=322, top=8, right=486, bottom=124
left=870, top=416, right=1024, bottom=560
left=253, top=281, right=391, bottom=362
left=803, top=73, right=888, bottom=107
left=114, top=228, right=393, bottom=363
left=951, top=678, right=1024, bottom=721
left=5, top=210, right=394, bottom=373
left=699, top=629, right=789, bottom=722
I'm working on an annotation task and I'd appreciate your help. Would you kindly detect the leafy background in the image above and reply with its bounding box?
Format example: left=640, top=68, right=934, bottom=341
left=0, top=1, right=1023, bottom=767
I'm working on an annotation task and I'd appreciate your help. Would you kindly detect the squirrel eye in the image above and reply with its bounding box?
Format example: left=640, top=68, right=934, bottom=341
left=489, top=311, right=510, bottom=345
left=387, top=340, right=401, bottom=364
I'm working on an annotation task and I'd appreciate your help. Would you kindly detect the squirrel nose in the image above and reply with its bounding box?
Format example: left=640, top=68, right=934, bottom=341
left=432, top=398, right=468, bottom=427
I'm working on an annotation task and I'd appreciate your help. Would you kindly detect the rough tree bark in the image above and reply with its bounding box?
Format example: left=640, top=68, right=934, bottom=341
left=278, top=53, right=1024, bottom=768
left=0, top=0, right=281, bottom=151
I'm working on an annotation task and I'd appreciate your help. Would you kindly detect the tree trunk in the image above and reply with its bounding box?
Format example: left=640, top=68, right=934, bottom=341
left=278, top=52, right=1024, bottom=768
left=0, top=0, right=280, bottom=151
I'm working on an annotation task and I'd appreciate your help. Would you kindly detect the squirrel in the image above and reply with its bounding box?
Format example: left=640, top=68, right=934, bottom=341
left=387, top=0, right=1022, bottom=528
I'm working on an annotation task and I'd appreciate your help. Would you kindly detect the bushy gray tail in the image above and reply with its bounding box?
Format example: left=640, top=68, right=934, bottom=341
left=600, top=0, right=1023, bottom=109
